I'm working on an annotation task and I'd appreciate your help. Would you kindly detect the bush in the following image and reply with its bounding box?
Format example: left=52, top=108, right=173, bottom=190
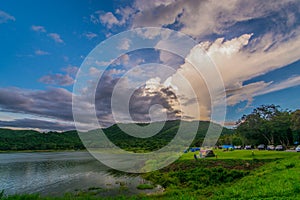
left=137, top=184, right=154, bottom=190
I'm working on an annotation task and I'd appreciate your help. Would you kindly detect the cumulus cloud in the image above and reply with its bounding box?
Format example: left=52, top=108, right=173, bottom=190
left=91, top=6, right=134, bottom=28
left=60, top=30, right=300, bottom=128
left=39, top=74, right=74, bottom=86
left=62, top=66, right=79, bottom=77
left=31, top=25, right=65, bottom=45
left=99, top=12, right=119, bottom=28
left=0, top=10, right=15, bottom=23
left=131, top=0, right=300, bottom=38
left=89, top=67, right=101, bottom=76
left=165, top=29, right=300, bottom=120
left=47, top=33, right=64, bottom=43
left=117, top=38, right=131, bottom=50
left=92, top=71, right=180, bottom=126
left=158, top=50, right=184, bottom=69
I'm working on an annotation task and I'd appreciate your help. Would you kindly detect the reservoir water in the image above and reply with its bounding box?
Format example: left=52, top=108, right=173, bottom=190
left=0, top=151, right=157, bottom=196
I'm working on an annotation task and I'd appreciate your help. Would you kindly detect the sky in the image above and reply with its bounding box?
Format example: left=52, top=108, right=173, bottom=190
left=0, top=0, right=300, bottom=131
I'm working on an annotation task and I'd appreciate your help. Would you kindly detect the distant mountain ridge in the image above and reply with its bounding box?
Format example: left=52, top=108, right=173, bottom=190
left=0, top=120, right=233, bottom=151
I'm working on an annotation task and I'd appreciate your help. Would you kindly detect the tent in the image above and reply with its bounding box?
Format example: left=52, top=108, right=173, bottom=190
left=190, top=147, right=200, bottom=152
left=200, top=149, right=215, bottom=158
left=221, top=145, right=234, bottom=150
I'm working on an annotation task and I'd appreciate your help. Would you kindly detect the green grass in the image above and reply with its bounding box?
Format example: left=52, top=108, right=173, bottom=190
left=137, top=184, right=155, bottom=190
left=211, top=154, right=300, bottom=199
left=143, top=150, right=300, bottom=199
left=180, top=149, right=296, bottom=160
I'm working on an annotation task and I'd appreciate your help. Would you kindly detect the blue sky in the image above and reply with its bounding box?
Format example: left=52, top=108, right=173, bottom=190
left=1, top=0, right=300, bottom=131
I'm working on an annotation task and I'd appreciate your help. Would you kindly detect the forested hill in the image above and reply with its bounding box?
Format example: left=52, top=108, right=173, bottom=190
left=0, top=129, right=82, bottom=151
left=0, top=120, right=233, bottom=152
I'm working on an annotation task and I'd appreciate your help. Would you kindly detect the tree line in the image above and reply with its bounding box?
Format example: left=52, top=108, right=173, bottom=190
left=0, top=120, right=232, bottom=152
left=219, top=105, right=300, bottom=147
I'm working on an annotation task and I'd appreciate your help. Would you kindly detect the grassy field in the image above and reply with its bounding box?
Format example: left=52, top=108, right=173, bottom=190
left=211, top=155, right=300, bottom=199
left=180, top=149, right=297, bottom=160
left=179, top=150, right=300, bottom=199
left=1, top=150, right=299, bottom=200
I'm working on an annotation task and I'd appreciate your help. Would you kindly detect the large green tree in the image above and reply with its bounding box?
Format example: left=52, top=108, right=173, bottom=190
left=236, top=105, right=293, bottom=146
left=291, top=109, right=300, bottom=143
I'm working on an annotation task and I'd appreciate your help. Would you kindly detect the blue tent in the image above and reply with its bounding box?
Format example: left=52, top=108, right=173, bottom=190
left=222, top=145, right=234, bottom=149
left=190, top=147, right=200, bottom=152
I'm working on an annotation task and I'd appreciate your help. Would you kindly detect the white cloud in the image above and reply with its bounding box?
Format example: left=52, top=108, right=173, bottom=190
left=0, top=10, right=15, bottom=24
left=117, top=38, right=131, bottom=50
left=62, top=66, right=79, bottom=77
left=226, top=81, right=272, bottom=106
left=227, top=76, right=300, bottom=107
left=99, top=12, right=119, bottom=28
left=107, top=68, right=126, bottom=76
left=82, top=1, right=300, bottom=123
left=91, top=7, right=134, bottom=29
left=31, top=25, right=46, bottom=32
left=95, top=60, right=113, bottom=67
left=131, top=0, right=300, bottom=38
left=113, top=54, right=130, bottom=66
left=115, top=6, right=134, bottom=25
left=166, top=30, right=300, bottom=120
left=84, top=32, right=97, bottom=40
left=48, top=33, right=64, bottom=43
left=134, top=0, right=177, bottom=11
left=89, top=67, right=101, bottom=76
left=39, top=74, right=74, bottom=86
left=35, top=49, right=50, bottom=55
left=255, top=76, right=300, bottom=96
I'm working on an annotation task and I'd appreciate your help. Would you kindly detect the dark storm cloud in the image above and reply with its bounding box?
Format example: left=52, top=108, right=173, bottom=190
left=125, top=86, right=181, bottom=122
left=95, top=72, right=182, bottom=124
left=0, top=87, right=73, bottom=121
left=0, top=118, right=75, bottom=131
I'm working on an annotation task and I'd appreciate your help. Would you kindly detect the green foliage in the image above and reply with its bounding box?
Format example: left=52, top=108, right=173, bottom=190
left=0, top=190, right=4, bottom=199
left=236, top=105, right=296, bottom=146
left=104, top=120, right=232, bottom=152
left=143, top=159, right=250, bottom=192
left=291, top=109, right=300, bottom=131
left=136, top=184, right=154, bottom=190
left=0, top=129, right=84, bottom=151
left=0, top=120, right=232, bottom=152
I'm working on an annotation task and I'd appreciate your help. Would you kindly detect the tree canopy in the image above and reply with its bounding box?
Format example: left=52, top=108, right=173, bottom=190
left=236, top=105, right=298, bottom=146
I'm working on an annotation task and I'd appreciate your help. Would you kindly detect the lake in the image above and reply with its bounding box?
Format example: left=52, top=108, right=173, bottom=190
left=0, top=151, right=159, bottom=197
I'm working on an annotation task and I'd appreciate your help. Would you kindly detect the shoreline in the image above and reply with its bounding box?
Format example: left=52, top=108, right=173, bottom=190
left=0, top=149, right=87, bottom=153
